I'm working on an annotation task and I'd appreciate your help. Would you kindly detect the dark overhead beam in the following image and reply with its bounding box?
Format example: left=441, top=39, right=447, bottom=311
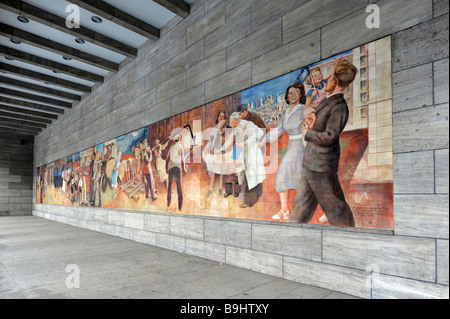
left=0, top=110, right=52, bottom=125
left=153, top=0, right=190, bottom=18
left=66, top=0, right=160, bottom=40
left=0, top=103, right=58, bottom=120
left=0, top=122, right=39, bottom=133
left=0, top=45, right=104, bottom=83
left=0, top=76, right=82, bottom=101
left=0, top=22, right=119, bottom=72
left=0, top=63, right=91, bottom=93
left=0, top=0, right=137, bottom=58
left=0, top=115, right=47, bottom=129
left=0, top=87, right=72, bottom=109
left=0, top=128, right=36, bottom=136
left=0, top=120, right=42, bottom=133
left=0, top=96, right=65, bottom=114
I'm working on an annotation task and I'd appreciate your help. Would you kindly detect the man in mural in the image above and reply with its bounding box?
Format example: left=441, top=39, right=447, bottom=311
left=289, top=59, right=357, bottom=227
left=89, top=149, right=95, bottom=206
left=220, top=112, right=266, bottom=209
left=81, top=156, right=88, bottom=205
left=166, top=134, right=187, bottom=211
left=237, top=105, right=266, bottom=207
left=238, top=104, right=266, bottom=130
left=143, top=146, right=157, bottom=201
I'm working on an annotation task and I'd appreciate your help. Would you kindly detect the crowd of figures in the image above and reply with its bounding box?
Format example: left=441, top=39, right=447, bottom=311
left=38, top=57, right=359, bottom=227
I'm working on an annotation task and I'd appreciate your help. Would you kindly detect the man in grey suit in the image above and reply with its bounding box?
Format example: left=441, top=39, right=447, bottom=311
left=289, top=58, right=358, bottom=227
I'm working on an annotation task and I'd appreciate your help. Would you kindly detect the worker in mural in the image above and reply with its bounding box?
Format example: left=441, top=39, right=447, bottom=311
left=166, top=134, right=188, bottom=211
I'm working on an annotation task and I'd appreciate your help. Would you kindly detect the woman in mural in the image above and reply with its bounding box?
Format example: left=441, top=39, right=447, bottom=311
left=204, top=110, right=229, bottom=197
left=153, top=139, right=169, bottom=190
left=111, top=149, right=122, bottom=200
left=133, top=143, right=142, bottom=182
left=265, top=82, right=308, bottom=220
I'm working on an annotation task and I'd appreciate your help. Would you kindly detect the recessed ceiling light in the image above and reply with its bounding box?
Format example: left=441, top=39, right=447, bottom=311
left=11, top=39, right=21, bottom=44
left=5, top=57, right=14, bottom=61
left=91, top=16, right=102, bottom=23
left=17, top=16, right=29, bottom=23
left=53, top=71, right=60, bottom=74
left=63, top=56, right=72, bottom=61
left=75, top=38, right=85, bottom=44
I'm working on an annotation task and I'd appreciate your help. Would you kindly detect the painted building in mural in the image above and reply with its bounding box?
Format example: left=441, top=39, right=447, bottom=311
left=36, top=37, right=393, bottom=230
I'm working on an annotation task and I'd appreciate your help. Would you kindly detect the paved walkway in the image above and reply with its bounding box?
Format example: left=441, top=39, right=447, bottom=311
left=0, top=216, right=360, bottom=299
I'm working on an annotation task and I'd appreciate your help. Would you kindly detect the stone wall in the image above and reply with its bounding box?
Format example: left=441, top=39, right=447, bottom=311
left=33, top=0, right=449, bottom=298
left=0, top=133, right=34, bottom=216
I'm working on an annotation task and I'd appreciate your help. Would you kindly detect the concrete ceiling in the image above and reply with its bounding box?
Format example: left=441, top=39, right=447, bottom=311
left=0, top=0, right=193, bottom=136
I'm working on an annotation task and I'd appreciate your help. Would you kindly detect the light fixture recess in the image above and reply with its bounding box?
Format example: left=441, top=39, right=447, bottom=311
left=91, top=16, right=103, bottom=23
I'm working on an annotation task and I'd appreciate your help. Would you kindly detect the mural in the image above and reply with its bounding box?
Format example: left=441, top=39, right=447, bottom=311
left=37, top=37, right=393, bottom=229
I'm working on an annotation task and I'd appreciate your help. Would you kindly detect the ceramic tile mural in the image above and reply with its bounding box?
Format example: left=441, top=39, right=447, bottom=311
left=37, top=37, right=393, bottom=229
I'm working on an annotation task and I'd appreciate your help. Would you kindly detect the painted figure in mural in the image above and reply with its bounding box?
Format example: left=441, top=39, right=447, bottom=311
left=166, top=134, right=187, bottom=211
left=153, top=139, right=169, bottom=190
left=133, top=143, right=142, bottom=182
left=81, top=156, right=88, bottom=205
left=266, top=82, right=307, bottom=221
left=93, top=151, right=102, bottom=207
left=305, top=66, right=328, bottom=109
left=220, top=112, right=266, bottom=209
left=38, top=167, right=44, bottom=203
left=237, top=105, right=266, bottom=207
left=142, top=139, right=157, bottom=196
left=214, top=111, right=241, bottom=199
left=289, top=58, right=358, bottom=227
left=111, top=149, right=122, bottom=200
left=143, top=146, right=158, bottom=201
left=238, top=104, right=266, bottom=130
left=89, top=150, right=95, bottom=206
left=43, top=167, right=48, bottom=198
left=204, top=110, right=228, bottom=197
left=64, top=165, right=71, bottom=201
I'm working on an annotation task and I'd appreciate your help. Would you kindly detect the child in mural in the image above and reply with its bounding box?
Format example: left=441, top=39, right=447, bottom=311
left=305, top=66, right=328, bottom=109
left=265, top=82, right=307, bottom=221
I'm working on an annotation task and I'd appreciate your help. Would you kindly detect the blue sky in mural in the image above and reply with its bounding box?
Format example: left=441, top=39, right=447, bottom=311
left=115, top=127, right=148, bottom=155
left=239, top=50, right=352, bottom=107
left=94, top=127, right=147, bottom=156
left=66, top=152, right=80, bottom=164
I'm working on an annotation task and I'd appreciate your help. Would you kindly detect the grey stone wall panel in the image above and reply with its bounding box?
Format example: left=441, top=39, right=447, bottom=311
left=394, top=195, right=449, bottom=239
left=372, top=274, right=449, bottom=299
left=283, top=256, right=371, bottom=299
left=322, top=0, right=433, bottom=60
left=252, top=224, right=322, bottom=261
left=322, top=231, right=436, bottom=282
